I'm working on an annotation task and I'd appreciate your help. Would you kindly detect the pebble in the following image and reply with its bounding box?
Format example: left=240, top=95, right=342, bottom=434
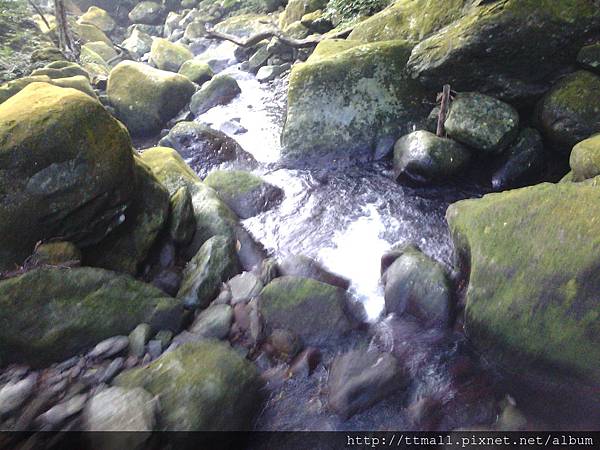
left=147, top=340, right=162, bottom=360
left=98, top=358, right=124, bottom=384
left=129, top=324, right=152, bottom=358
left=36, top=393, right=87, bottom=429
left=87, top=336, right=129, bottom=360
left=0, top=373, right=38, bottom=416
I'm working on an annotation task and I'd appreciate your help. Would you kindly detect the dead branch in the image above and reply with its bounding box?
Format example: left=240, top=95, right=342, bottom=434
left=53, top=0, right=77, bottom=59
left=436, top=84, right=451, bottom=137
left=27, top=0, right=52, bottom=32
left=205, top=25, right=355, bottom=49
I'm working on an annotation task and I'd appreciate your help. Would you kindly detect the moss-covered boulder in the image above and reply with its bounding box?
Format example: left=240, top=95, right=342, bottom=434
left=190, top=75, right=241, bottom=116
left=78, top=6, right=117, bottom=34
left=214, top=14, right=276, bottom=38
left=150, top=38, right=193, bottom=72
left=178, top=60, right=213, bottom=85
left=348, top=0, right=473, bottom=43
left=447, top=180, right=600, bottom=388
left=30, top=241, right=81, bottom=266
left=577, top=43, right=600, bottom=74
left=168, top=187, right=196, bottom=245
left=177, top=235, right=240, bottom=309
left=0, top=74, right=95, bottom=104
left=0, top=82, right=134, bottom=272
left=108, top=61, right=195, bottom=136
left=408, top=0, right=600, bottom=103
left=83, top=159, right=170, bottom=275
left=129, top=1, right=165, bottom=25
left=73, top=22, right=113, bottom=46
left=140, top=147, right=239, bottom=257
left=0, top=267, right=183, bottom=367
left=257, top=276, right=355, bottom=347
left=383, top=245, right=451, bottom=327
left=31, top=62, right=90, bottom=80
left=282, top=39, right=427, bottom=163
left=445, top=92, right=519, bottom=153
left=114, top=341, right=262, bottom=431
left=569, top=134, right=600, bottom=182
left=81, top=41, right=118, bottom=65
left=535, top=71, right=600, bottom=153
left=393, top=130, right=471, bottom=185
left=280, top=0, right=326, bottom=28
left=204, top=170, right=283, bottom=219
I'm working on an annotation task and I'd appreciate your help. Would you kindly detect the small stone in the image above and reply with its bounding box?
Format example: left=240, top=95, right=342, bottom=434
left=147, top=341, right=162, bottom=360
left=99, top=358, right=125, bottom=384
left=228, top=272, right=263, bottom=305
left=36, top=393, right=88, bottom=428
left=0, top=373, right=38, bottom=416
left=256, top=63, right=291, bottom=83
left=154, top=330, right=174, bottom=349
left=212, top=287, right=232, bottom=305
left=88, top=336, right=130, bottom=360
left=129, top=324, right=152, bottom=358
left=189, top=304, right=233, bottom=339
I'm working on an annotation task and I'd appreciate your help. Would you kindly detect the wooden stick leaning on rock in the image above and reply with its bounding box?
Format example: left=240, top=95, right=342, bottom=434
left=436, top=84, right=452, bottom=138
left=205, top=24, right=356, bottom=49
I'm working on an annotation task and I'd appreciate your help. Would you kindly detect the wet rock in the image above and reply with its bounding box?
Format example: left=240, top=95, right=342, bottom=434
left=301, top=10, right=332, bottom=34
left=121, top=29, right=153, bottom=58
left=147, top=340, right=163, bottom=360
left=256, top=63, right=291, bottom=82
left=99, top=357, right=125, bottom=384
left=178, top=59, right=213, bottom=84
left=570, top=134, right=600, bottom=182
left=168, top=187, right=196, bottom=246
left=280, top=0, right=326, bottom=28
left=0, top=268, right=183, bottom=367
left=83, top=386, right=157, bottom=444
left=152, top=269, right=182, bottom=296
left=189, top=304, right=233, bottom=339
left=129, top=325, right=153, bottom=358
left=0, top=373, right=37, bottom=416
left=266, top=329, right=302, bottom=362
left=150, top=38, right=193, bottom=72
left=108, top=61, right=195, bottom=136
left=256, top=257, right=279, bottom=285
left=157, top=122, right=256, bottom=177
left=204, top=170, right=283, bottom=219
left=219, top=119, right=248, bottom=136
left=407, top=0, right=600, bottom=103
left=228, top=272, right=263, bottom=305
left=258, top=276, right=355, bottom=348
left=447, top=179, right=600, bottom=389
left=235, top=226, right=268, bottom=272
left=114, top=341, right=263, bottom=431
left=535, top=70, right=600, bottom=153
left=155, top=330, right=174, bottom=348
left=578, top=43, right=600, bottom=74
left=37, top=393, right=87, bottom=429
left=444, top=92, right=519, bottom=154
left=491, top=128, right=545, bottom=191
left=83, top=159, right=171, bottom=275
left=129, top=1, right=165, bottom=25
left=177, top=235, right=240, bottom=310
left=30, top=242, right=81, bottom=267
left=393, top=130, right=471, bottom=185
left=88, top=336, right=130, bottom=361
left=0, top=82, right=134, bottom=271
left=282, top=39, right=427, bottom=162
left=383, top=245, right=451, bottom=327
left=278, top=255, right=350, bottom=290
left=190, top=74, right=241, bottom=115
left=248, top=45, right=271, bottom=73
left=328, top=348, right=408, bottom=419
left=140, top=147, right=240, bottom=254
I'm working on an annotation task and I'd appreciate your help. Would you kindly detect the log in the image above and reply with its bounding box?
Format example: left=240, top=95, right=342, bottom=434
left=436, top=84, right=451, bottom=137
left=205, top=25, right=355, bottom=49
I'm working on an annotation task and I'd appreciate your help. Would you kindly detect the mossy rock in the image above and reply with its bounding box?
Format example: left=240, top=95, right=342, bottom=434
left=121, top=29, right=153, bottom=59
left=0, top=267, right=183, bottom=367
left=178, top=60, right=213, bottom=85
left=177, top=235, right=240, bottom=309
left=190, top=74, right=241, bottom=115
left=348, top=0, right=473, bottom=43
left=204, top=170, right=283, bottom=219
left=280, top=0, right=327, bottom=28
left=220, top=0, right=285, bottom=16
left=50, top=75, right=97, bottom=99
left=30, top=241, right=81, bottom=266
left=80, top=41, right=118, bottom=65
left=107, top=61, right=196, bottom=136
left=114, top=341, right=262, bottom=431
left=393, top=130, right=471, bottom=185
left=31, top=62, right=90, bottom=80
left=577, top=43, right=600, bottom=74
left=83, top=159, right=170, bottom=275
left=258, top=276, right=355, bottom=347
left=447, top=180, right=600, bottom=388
left=168, top=186, right=196, bottom=245
left=570, top=134, right=600, bottom=182
left=30, top=47, right=66, bottom=64
left=214, top=14, right=276, bottom=38
left=128, top=1, right=165, bottom=25
left=282, top=39, right=427, bottom=163
left=150, top=38, right=193, bottom=72
left=0, top=74, right=96, bottom=105
left=444, top=92, right=519, bottom=154
left=408, top=0, right=600, bottom=104
left=78, top=6, right=117, bottom=34
left=535, top=71, right=600, bottom=153
left=73, top=22, right=113, bottom=46
left=0, top=82, right=135, bottom=271
left=140, top=147, right=239, bottom=257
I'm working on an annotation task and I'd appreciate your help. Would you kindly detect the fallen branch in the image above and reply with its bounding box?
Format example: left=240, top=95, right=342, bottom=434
left=436, top=84, right=452, bottom=137
left=205, top=25, right=355, bottom=49
left=27, top=0, right=52, bottom=32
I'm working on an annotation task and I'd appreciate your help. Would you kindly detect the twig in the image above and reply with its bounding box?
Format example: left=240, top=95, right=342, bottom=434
left=27, top=0, right=52, bottom=32
left=436, top=84, right=451, bottom=137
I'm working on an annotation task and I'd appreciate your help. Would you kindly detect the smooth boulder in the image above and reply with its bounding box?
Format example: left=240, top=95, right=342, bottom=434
left=0, top=267, right=183, bottom=367
left=129, top=1, right=165, bottom=25
left=570, top=134, right=600, bottom=182
left=108, top=61, right=195, bottom=136
left=190, top=74, right=241, bottom=116
left=150, top=38, right=193, bottom=72
left=0, top=82, right=134, bottom=271
left=114, top=341, right=262, bottom=431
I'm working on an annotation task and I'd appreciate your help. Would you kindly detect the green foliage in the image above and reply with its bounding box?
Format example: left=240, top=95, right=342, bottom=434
left=325, top=0, right=392, bottom=22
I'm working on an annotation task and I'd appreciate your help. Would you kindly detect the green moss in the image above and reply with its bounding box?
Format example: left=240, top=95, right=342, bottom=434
left=569, top=134, right=600, bottom=181
left=204, top=170, right=263, bottom=197
left=447, top=180, right=600, bottom=386
left=150, top=38, right=193, bottom=72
